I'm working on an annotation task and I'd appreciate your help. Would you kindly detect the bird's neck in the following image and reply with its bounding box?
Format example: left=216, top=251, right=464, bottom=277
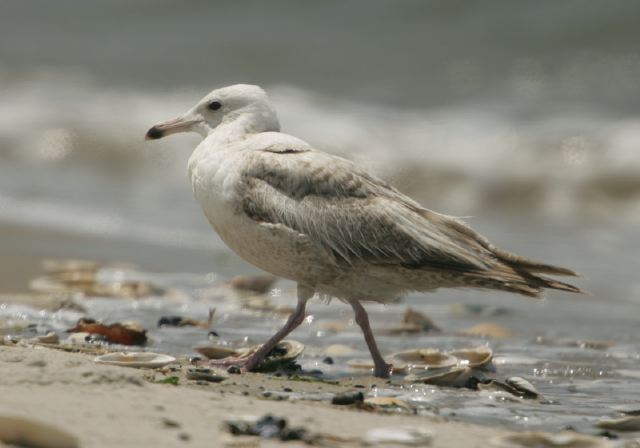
left=206, top=110, right=280, bottom=147
left=189, top=112, right=280, bottom=169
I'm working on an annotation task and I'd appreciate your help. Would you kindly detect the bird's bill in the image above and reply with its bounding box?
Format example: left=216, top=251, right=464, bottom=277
left=145, top=115, right=199, bottom=140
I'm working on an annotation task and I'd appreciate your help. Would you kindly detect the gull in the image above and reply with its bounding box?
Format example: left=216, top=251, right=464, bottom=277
left=146, top=84, right=582, bottom=378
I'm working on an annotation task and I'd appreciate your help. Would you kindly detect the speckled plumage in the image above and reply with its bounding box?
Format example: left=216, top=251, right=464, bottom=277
left=147, top=84, right=582, bottom=377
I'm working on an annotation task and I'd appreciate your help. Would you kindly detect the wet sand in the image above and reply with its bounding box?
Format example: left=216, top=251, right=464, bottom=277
left=0, top=343, right=516, bottom=448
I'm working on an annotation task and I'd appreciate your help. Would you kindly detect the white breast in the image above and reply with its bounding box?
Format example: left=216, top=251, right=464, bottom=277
left=188, top=145, right=335, bottom=284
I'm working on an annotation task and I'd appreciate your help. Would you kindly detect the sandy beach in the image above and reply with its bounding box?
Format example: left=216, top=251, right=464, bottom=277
left=2, top=2, right=640, bottom=446
left=0, top=343, right=520, bottom=448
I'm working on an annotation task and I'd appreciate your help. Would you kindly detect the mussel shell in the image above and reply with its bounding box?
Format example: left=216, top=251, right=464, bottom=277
left=505, top=376, right=540, bottom=399
left=94, top=352, right=176, bottom=369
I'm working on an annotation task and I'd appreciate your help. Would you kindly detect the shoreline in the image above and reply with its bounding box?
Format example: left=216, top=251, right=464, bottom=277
left=0, top=343, right=519, bottom=448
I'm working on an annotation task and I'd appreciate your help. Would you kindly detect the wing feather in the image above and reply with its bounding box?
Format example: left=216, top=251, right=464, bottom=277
left=239, top=149, right=491, bottom=271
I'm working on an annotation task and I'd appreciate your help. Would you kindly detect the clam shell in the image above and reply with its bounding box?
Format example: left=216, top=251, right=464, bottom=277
left=392, top=349, right=457, bottom=369
left=478, top=378, right=540, bottom=400
left=404, top=366, right=472, bottom=387
left=447, top=346, right=493, bottom=369
left=505, top=376, right=540, bottom=399
left=193, top=344, right=239, bottom=360
left=491, top=431, right=609, bottom=448
left=597, top=415, right=640, bottom=431
left=94, top=352, right=176, bottom=369
left=0, top=415, right=79, bottom=448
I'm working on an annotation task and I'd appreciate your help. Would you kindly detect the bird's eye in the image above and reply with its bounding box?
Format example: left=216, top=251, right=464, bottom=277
left=207, top=101, right=222, bottom=111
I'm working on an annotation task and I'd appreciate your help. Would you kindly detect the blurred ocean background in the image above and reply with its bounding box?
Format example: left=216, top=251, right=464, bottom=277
left=0, top=0, right=639, bottom=299
left=1, top=1, right=640, bottom=434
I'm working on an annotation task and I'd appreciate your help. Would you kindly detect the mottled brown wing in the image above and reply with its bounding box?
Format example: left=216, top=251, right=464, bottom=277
left=238, top=149, right=492, bottom=271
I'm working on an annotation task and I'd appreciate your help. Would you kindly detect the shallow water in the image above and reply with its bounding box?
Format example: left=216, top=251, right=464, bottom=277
left=2, top=220, right=639, bottom=438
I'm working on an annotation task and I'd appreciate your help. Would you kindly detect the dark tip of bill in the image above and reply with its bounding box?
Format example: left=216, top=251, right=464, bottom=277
left=145, top=126, right=164, bottom=140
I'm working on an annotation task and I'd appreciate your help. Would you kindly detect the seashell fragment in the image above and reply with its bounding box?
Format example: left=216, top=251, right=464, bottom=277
left=0, top=415, right=80, bottom=448
left=364, top=397, right=414, bottom=411
left=596, top=415, right=640, bottom=431
left=229, top=275, right=278, bottom=294
left=402, top=307, right=441, bottom=333
left=365, top=426, right=433, bottom=446
left=34, top=332, right=59, bottom=345
left=477, top=377, right=540, bottom=400
left=459, top=323, right=515, bottom=339
left=491, top=431, right=609, bottom=448
left=447, top=346, right=493, bottom=369
left=392, top=349, right=457, bottom=369
left=94, top=352, right=176, bottom=369
left=186, top=367, right=228, bottom=382
left=404, top=366, right=472, bottom=387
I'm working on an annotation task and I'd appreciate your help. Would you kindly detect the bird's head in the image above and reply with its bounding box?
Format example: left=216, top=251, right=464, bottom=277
left=145, top=84, right=279, bottom=140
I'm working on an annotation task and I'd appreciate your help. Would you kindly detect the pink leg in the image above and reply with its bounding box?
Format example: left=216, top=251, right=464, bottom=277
left=212, top=284, right=313, bottom=373
left=349, top=299, right=392, bottom=378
